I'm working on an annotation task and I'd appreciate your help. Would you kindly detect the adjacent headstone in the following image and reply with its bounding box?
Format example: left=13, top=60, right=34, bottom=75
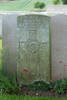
left=0, top=15, right=2, bottom=35
left=51, top=14, right=67, bottom=81
left=2, top=14, right=18, bottom=77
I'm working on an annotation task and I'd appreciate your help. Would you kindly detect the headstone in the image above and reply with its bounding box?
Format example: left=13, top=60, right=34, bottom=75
left=2, top=14, right=18, bottom=77
left=51, top=14, right=67, bottom=81
left=0, top=15, right=2, bottom=35
left=17, top=14, right=50, bottom=84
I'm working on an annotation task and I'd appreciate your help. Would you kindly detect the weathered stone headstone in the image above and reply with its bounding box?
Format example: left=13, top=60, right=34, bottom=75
left=2, top=14, right=18, bottom=77
left=51, top=14, right=67, bottom=81
left=2, top=13, right=50, bottom=84
left=0, top=15, right=2, bottom=35
left=17, top=15, right=50, bottom=84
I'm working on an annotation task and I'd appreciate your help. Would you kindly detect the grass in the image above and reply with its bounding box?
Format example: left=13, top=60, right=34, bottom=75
left=0, top=0, right=62, bottom=11
left=0, top=94, right=66, bottom=100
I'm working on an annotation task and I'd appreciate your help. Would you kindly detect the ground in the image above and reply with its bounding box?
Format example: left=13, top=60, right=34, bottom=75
left=0, top=0, right=62, bottom=11
left=0, top=94, right=67, bottom=100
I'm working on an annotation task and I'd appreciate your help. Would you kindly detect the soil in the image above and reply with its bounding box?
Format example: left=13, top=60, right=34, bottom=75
left=18, top=85, right=67, bottom=98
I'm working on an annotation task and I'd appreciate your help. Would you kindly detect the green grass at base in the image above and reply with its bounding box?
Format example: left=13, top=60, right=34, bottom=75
left=0, top=94, right=66, bottom=100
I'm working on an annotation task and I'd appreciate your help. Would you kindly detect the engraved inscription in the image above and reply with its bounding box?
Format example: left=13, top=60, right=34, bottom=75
left=17, top=15, right=50, bottom=84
